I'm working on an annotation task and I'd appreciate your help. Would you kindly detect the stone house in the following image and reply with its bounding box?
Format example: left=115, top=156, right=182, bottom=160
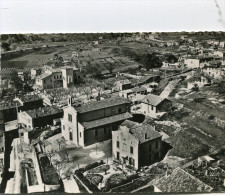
left=112, top=120, right=163, bottom=170
left=140, top=94, right=172, bottom=118
left=114, top=79, right=132, bottom=91
left=18, top=106, right=63, bottom=129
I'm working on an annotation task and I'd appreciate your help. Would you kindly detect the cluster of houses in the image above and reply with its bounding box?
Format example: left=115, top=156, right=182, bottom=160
left=32, top=66, right=82, bottom=90
left=2, top=34, right=225, bottom=193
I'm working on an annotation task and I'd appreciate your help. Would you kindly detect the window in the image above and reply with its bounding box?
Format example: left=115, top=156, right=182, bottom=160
left=151, top=105, right=154, bottom=110
left=118, top=108, right=122, bottom=113
left=80, top=132, right=82, bottom=137
left=117, top=141, right=120, bottom=148
left=117, top=152, right=120, bottom=160
left=130, top=146, right=133, bottom=154
left=63, top=125, right=65, bottom=130
left=129, top=158, right=135, bottom=166
left=69, top=129, right=73, bottom=141
left=104, top=127, right=106, bottom=134
left=68, top=114, right=72, bottom=122
left=123, top=143, right=127, bottom=152
left=155, top=141, right=158, bottom=149
left=149, top=154, right=152, bottom=162
left=95, top=130, right=98, bottom=137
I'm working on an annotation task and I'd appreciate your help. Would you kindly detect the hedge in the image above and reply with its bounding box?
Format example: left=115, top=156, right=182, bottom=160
left=74, top=161, right=105, bottom=192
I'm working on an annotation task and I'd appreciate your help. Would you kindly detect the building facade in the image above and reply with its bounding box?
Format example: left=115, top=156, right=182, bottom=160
left=140, top=94, right=172, bottom=118
left=112, top=120, right=163, bottom=170
left=34, top=66, right=82, bottom=89
left=61, top=96, right=133, bottom=147
left=18, top=106, right=63, bottom=129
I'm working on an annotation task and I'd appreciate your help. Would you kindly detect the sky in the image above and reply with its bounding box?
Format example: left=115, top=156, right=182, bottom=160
left=0, top=0, right=225, bottom=34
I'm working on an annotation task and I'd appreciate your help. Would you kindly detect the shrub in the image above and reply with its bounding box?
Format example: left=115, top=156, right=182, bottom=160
left=86, top=174, right=103, bottom=186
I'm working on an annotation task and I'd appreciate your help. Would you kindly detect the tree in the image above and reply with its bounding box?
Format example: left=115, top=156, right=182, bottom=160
left=62, top=145, right=70, bottom=162
left=71, top=154, right=79, bottom=164
left=96, top=82, right=104, bottom=97
left=141, top=53, right=162, bottom=71
left=41, top=140, right=50, bottom=153
left=164, top=53, right=178, bottom=63
left=86, top=63, right=102, bottom=78
left=56, top=137, right=65, bottom=151
left=1, top=42, right=11, bottom=51
left=83, top=87, right=92, bottom=99
left=53, top=159, right=63, bottom=180
left=105, top=63, right=116, bottom=74
left=192, top=83, right=199, bottom=92
left=53, top=54, right=59, bottom=60
left=218, top=80, right=225, bottom=94
left=10, top=70, right=23, bottom=92
left=46, top=149, right=56, bottom=166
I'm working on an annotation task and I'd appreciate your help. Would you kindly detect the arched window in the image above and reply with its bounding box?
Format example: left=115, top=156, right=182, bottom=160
left=118, top=108, right=122, bottom=113
left=69, top=128, right=73, bottom=141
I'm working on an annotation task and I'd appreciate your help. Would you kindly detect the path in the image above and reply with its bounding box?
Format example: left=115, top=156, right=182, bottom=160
left=63, top=178, right=80, bottom=193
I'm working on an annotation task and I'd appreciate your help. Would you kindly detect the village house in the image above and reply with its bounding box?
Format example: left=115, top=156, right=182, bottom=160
left=187, top=76, right=210, bottom=90
left=114, top=79, right=132, bottom=91
left=31, top=68, right=42, bottom=79
left=61, top=96, right=133, bottom=147
left=0, top=95, right=43, bottom=123
left=140, top=94, right=172, bottom=118
left=219, top=41, right=225, bottom=48
left=119, top=86, right=147, bottom=99
left=34, top=66, right=82, bottom=90
left=152, top=167, right=213, bottom=192
left=18, top=106, right=63, bottom=129
left=18, top=106, right=63, bottom=144
left=18, top=106, right=63, bottom=130
left=184, top=56, right=222, bottom=69
left=202, top=66, right=225, bottom=79
left=112, top=120, right=163, bottom=170
left=162, top=62, right=180, bottom=69
left=213, top=50, right=225, bottom=59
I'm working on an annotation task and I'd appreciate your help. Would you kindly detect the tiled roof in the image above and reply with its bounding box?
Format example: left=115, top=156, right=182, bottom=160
left=139, top=75, right=160, bottom=83
left=130, top=123, right=161, bottom=143
left=117, top=79, right=131, bottom=85
left=81, top=112, right=133, bottom=129
left=132, top=86, right=147, bottom=93
left=121, top=120, right=137, bottom=129
left=17, top=95, right=42, bottom=103
left=25, top=106, right=63, bottom=119
left=0, top=100, right=22, bottom=110
left=121, top=120, right=161, bottom=143
left=153, top=167, right=213, bottom=192
left=141, top=94, right=165, bottom=106
left=36, top=72, right=52, bottom=80
left=74, top=97, right=131, bottom=113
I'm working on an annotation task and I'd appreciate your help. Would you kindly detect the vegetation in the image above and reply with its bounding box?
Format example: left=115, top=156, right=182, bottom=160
left=39, top=155, right=60, bottom=185
left=85, top=174, right=103, bottom=186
